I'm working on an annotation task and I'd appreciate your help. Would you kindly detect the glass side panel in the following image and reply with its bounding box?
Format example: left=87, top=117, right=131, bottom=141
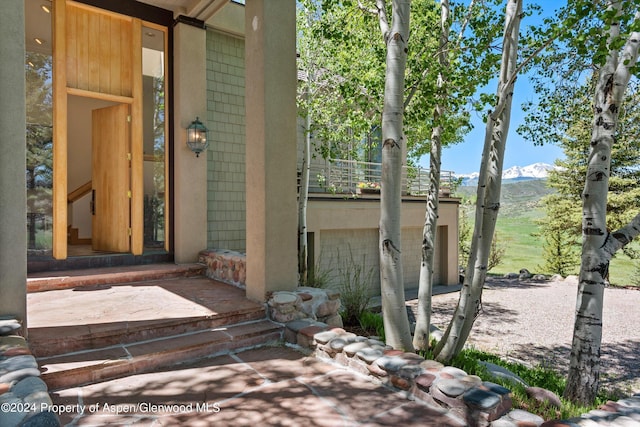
left=142, top=25, right=166, bottom=251
left=26, top=1, right=53, bottom=255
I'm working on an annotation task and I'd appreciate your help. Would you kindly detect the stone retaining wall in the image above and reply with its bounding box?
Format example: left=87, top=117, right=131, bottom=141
left=199, top=249, right=246, bottom=288
left=267, top=288, right=343, bottom=328
left=0, top=318, right=60, bottom=427
left=284, top=319, right=549, bottom=427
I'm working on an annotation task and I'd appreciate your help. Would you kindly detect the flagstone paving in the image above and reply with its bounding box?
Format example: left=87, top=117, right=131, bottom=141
left=16, top=266, right=640, bottom=426
left=50, top=345, right=466, bottom=426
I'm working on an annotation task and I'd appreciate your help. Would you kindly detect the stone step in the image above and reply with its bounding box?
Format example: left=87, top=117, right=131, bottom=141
left=38, top=319, right=283, bottom=391
left=28, top=274, right=268, bottom=357
left=27, top=263, right=206, bottom=293
left=28, top=304, right=268, bottom=358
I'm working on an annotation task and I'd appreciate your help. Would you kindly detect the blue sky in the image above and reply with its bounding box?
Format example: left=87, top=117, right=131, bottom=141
left=425, top=82, right=566, bottom=175
left=418, top=0, right=567, bottom=175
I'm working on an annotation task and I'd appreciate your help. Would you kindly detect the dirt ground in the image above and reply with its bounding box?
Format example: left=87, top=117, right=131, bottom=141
left=407, top=276, right=640, bottom=395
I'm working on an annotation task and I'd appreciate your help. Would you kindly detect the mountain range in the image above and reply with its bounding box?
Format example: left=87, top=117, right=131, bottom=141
left=457, top=162, right=554, bottom=186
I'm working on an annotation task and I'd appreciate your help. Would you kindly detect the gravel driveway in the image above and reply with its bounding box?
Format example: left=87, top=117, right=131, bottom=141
left=408, top=276, right=640, bottom=395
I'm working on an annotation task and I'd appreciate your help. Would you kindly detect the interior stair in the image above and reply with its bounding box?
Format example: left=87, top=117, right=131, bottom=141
left=27, top=264, right=283, bottom=391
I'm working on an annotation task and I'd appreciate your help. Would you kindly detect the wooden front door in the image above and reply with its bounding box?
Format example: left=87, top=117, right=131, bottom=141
left=91, top=104, right=131, bottom=252
left=53, top=1, right=146, bottom=259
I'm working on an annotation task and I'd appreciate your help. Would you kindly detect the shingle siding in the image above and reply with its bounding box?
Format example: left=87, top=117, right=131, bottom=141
left=206, top=30, right=246, bottom=251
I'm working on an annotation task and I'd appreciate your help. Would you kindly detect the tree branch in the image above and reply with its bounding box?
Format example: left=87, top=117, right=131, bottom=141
left=456, top=0, right=477, bottom=46
left=376, top=0, right=390, bottom=40
left=405, top=0, right=450, bottom=109
left=606, top=212, right=640, bottom=255
left=357, top=0, right=379, bottom=15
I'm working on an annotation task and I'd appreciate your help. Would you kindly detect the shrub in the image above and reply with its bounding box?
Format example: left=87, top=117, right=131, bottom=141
left=358, top=310, right=384, bottom=340
left=302, top=257, right=333, bottom=288
left=459, top=206, right=505, bottom=272
left=337, top=247, right=375, bottom=326
left=633, top=261, right=640, bottom=287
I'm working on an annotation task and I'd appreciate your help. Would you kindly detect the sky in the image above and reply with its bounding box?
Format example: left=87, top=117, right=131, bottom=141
left=425, top=82, right=566, bottom=175
left=418, top=0, right=567, bottom=176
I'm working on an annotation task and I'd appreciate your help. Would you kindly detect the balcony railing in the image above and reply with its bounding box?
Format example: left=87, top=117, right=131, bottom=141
left=302, top=159, right=454, bottom=197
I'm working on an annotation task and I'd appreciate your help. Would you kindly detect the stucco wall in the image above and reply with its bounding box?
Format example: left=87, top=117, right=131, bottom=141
left=0, top=0, right=27, bottom=325
left=206, top=29, right=246, bottom=251
left=308, top=196, right=460, bottom=295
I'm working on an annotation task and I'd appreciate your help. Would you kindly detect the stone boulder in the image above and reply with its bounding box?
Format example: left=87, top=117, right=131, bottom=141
left=478, top=361, right=528, bottom=387
left=518, top=268, right=532, bottom=280
left=526, top=386, right=562, bottom=408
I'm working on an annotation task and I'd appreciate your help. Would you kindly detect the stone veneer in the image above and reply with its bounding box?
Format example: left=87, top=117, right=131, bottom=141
left=199, top=249, right=247, bottom=288
left=0, top=318, right=60, bottom=427
left=199, top=249, right=343, bottom=329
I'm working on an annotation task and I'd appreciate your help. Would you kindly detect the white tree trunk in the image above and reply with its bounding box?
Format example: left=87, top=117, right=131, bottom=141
left=564, top=6, right=640, bottom=405
left=435, top=0, right=522, bottom=362
left=298, top=105, right=311, bottom=284
left=379, top=0, right=413, bottom=351
left=413, top=0, right=449, bottom=351
left=297, top=7, right=317, bottom=286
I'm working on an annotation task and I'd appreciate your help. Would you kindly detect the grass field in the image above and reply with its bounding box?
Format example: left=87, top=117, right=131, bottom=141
left=457, top=180, right=639, bottom=287
left=490, top=210, right=545, bottom=275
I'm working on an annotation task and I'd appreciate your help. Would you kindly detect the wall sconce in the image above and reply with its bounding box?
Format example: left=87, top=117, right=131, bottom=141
left=186, top=117, right=209, bottom=157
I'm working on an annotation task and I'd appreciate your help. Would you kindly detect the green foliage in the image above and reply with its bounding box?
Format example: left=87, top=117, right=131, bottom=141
left=520, top=74, right=640, bottom=275
left=422, top=347, right=618, bottom=420
left=26, top=51, right=54, bottom=251
left=632, top=261, right=640, bottom=287
left=487, top=232, right=506, bottom=272
left=452, top=349, right=564, bottom=393
left=358, top=310, right=385, bottom=341
left=536, top=195, right=581, bottom=275
left=519, top=0, right=640, bottom=86
left=299, top=246, right=335, bottom=289
left=456, top=180, right=555, bottom=219
left=488, top=203, right=637, bottom=284
left=457, top=180, right=638, bottom=283
left=302, top=255, right=333, bottom=288
left=458, top=201, right=506, bottom=273
left=26, top=51, right=53, bottom=190
left=297, top=0, right=505, bottom=163
left=36, top=230, right=52, bottom=249
left=457, top=198, right=472, bottom=269
left=539, top=226, right=580, bottom=276
left=491, top=212, right=545, bottom=275
left=336, top=247, right=375, bottom=326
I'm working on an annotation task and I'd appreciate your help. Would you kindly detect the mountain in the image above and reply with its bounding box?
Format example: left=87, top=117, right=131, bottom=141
left=457, top=162, right=554, bottom=186
left=502, top=163, right=554, bottom=179
left=454, top=177, right=556, bottom=218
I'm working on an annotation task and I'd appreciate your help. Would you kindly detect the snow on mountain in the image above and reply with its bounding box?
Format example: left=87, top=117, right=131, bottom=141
left=456, top=162, right=554, bottom=185
left=457, top=171, right=480, bottom=180
left=502, top=162, right=554, bottom=179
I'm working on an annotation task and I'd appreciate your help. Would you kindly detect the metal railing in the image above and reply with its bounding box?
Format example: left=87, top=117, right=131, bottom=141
left=303, top=159, right=454, bottom=196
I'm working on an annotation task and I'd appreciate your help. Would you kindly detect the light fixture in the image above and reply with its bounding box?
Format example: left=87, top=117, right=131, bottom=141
left=41, top=4, right=51, bottom=13
left=34, top=38, right=43, bottom=45
left=186, top=117, right=209, bottom=157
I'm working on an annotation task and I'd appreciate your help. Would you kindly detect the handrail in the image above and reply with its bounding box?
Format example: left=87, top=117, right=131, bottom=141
left=67, top=181, right=92, bottom=203
left=304, top=158, right=454, bottom=196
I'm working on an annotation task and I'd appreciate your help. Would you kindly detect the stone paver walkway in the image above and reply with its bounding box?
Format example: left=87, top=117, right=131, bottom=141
left=50, top=345, right=465, bottom=426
